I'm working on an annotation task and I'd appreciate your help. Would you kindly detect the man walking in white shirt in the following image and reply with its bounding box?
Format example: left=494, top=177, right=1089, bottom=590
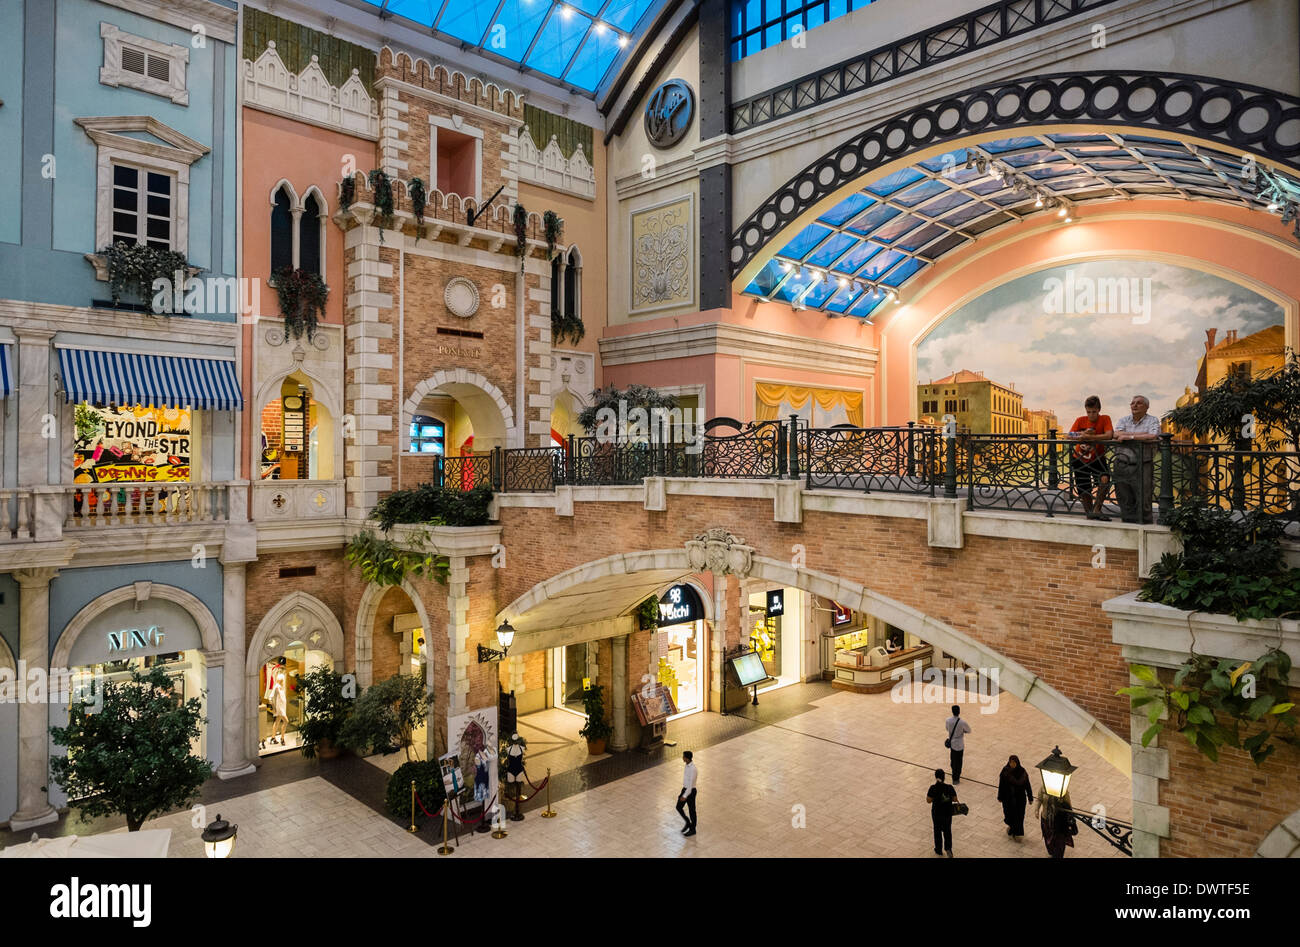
left=945, top=705, right=971, bottom=784
left=1113, top=395, right=1161, bottom=523
left=676, top=750, right=698, bottom=836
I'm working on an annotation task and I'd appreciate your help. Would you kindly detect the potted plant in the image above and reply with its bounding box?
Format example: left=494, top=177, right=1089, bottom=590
left=297, top=666, right=356, bottom=760
left=578, top=682, right=613, bottom=755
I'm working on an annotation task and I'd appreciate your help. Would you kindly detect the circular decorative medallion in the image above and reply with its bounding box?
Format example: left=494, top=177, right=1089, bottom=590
left=444, top=277, right=480, bottom=318
left=645, top=79, right=695, bottom=149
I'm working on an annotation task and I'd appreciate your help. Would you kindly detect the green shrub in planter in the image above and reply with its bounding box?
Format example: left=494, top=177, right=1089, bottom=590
left=297, top=667, right=355, bottom=759
left=386, top=760, right=445, bottom=826
left=577, top=683, right=613, bottom=744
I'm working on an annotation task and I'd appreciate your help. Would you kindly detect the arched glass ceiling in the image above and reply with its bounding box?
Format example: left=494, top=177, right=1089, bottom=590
left=357, top=0, right=663, bottom=93
left=743, top=131, right=1290, bottom=323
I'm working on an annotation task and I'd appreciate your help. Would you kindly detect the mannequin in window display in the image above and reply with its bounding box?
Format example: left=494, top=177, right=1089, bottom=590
left=261, top=657, right=289, bottom=748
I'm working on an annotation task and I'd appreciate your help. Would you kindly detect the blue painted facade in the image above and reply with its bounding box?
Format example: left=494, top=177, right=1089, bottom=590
left=0, top=0, right=237, bottom=317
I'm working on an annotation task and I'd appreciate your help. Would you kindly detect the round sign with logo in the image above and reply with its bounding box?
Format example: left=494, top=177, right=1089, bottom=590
left=644, top=79, right=695, bottom=149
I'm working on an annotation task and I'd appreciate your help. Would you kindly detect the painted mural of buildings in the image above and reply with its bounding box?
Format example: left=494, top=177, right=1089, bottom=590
left=916, top=369, right=1024, bottom=434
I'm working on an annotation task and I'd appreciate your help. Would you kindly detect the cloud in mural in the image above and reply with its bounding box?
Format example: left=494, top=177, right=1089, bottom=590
left=917, top=260, right=1283, bottom=427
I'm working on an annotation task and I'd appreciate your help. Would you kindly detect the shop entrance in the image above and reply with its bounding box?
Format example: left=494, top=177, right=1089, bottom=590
left=552, top=641, right=596, bottom=717
left=655, top=584, right=707, bottom=719
left=747, top=584, right=804, bottom=693
left=258, top=615, right=332, bottom=756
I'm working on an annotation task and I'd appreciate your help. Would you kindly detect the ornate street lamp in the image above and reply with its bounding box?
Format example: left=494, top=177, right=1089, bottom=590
left=478, top=620, right=515, bottom=663
left=201, top=814, right=238, bottom=858
left=1035, top=746, right=1133, bottom=856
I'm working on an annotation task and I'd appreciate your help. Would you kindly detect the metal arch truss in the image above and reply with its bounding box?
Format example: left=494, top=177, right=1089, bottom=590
left=731, top=0, right=1126, bottom=131
left=730, top=71, right=1300, bottom=285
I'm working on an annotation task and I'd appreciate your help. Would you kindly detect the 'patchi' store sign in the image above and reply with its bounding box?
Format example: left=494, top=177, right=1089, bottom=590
left=107, top=625, right=166, bottom=653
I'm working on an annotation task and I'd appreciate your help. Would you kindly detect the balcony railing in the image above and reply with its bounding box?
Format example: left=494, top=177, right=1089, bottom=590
left=63, top=482, right=243, bottom=529
left=431, top=419, right=1299, bottom=525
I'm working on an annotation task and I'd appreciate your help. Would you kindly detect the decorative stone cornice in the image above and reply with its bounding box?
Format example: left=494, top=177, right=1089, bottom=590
left=685, top=528, right=754, bottom=576
left=74, top=116, right=210, bottom=164
left=243, top=41, right=379, bottom=140
left=517, top=128, right=595, bottom=200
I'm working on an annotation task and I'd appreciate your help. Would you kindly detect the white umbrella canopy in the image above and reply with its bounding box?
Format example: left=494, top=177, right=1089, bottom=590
left=0, top=829, right=171, bottom=858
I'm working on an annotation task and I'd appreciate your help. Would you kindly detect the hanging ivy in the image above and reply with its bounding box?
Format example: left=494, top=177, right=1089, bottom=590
left=635, top=597, right=659, bottom=631
left=340, top=175, right=356, bottom=213
left=344, top=528, right=450, bottom=588
left=512, top=202, right=528, bottom=273
left=1120, top=650, right=1297, bottom=767
left=552, top=310, right=585, bottom=346
left=270, top=266, right=329, bottom=340
left=101, top=242, right=191, bottom=306
left=543, top=209, right=563, bottom=261
left=409, top=177, right=427, bottom=240
left=368, top=168, right=395, bottom=236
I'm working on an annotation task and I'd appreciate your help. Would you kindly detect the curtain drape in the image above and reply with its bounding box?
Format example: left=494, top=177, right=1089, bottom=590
left=754, top=383, right=864, bottom=426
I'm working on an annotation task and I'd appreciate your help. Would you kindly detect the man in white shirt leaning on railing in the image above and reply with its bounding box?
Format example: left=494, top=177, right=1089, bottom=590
left=1113, top=395, right=1162, bottom=524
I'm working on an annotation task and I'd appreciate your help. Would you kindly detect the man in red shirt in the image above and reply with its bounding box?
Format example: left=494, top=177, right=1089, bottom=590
left=1067, top=396, right=1114, bottom=520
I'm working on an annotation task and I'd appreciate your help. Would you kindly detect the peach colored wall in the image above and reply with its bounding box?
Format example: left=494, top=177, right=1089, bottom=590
left=878, top=200, right=1300, bottom=426
left=518, top=136, right=608, bottom=384
left=239, top=107, right=377, bottom=481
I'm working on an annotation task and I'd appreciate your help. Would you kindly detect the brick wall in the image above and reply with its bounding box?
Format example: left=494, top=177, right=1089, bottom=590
left=245, top=549, right=349, bottom=652
left=1158, top=681, right=1300, bottom=857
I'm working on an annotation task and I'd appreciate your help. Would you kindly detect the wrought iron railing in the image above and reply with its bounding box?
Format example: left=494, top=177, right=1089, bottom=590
left=432, top=421, right=1298, bottom=524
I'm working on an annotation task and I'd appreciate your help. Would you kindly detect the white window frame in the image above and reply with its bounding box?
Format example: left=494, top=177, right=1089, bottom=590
left=110, top=161, right=175, bottom=249
left=78, top=116, right=209, bottom=257
left=100, top=22, right=189, bottom=106
left=429, top=115, right=483, bottom=203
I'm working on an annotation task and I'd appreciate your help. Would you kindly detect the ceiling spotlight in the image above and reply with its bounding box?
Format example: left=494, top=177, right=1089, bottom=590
left=1065, top=214, right=1073, bottom=223
left=1035, top=194, right=1044, bottom=208
left=1058, top=205, right=1068, bottom=217
left=779, top=261, right=791, bottom=272
left=561, top=4, right=572, bottom=17
left=1267, top=202, right=1280, bottom=212
left=594, top=22, right=605, bottom=33
left=838, top=277, right=848, bottom=288
left=889, top=289, right=900, bottom=304
left=618, top=34, right=628, bottom=47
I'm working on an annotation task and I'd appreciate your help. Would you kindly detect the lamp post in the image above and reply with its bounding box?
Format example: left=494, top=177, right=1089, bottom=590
left=1035, top=746, right=1133, bottom=856
left=477, top=620, right=515, bottom=663
left=201, top=814, right=238, bottom=858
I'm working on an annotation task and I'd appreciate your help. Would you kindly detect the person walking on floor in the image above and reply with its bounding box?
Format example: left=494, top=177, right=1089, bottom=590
left=1038, top=791, right=1078, bottom=858
left=944, top=705, right=971, bottom=783
left=926, top=768, right=958, bottom=857
left=676, top=750, right=698, bottom=837
left=997, top=754, right=1034, bottom=842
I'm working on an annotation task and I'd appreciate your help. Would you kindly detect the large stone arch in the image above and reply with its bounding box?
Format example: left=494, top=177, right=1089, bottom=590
left=245, top=591, right=346, bottom=762
left=52, top=583, right=222, bottom=669
left=497, top=549, right=1129, bottom=775
left=730, top=70, right=1300, bottom=285
left=402, top=369, right=517, bottom=451
left=353, top=578, right=434, bottom=689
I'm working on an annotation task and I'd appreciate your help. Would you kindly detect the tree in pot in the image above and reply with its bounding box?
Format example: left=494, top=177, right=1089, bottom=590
left=338, top=672, right=433, bottom=762
left=297, top=667, right=357, bottom=759
left=49, top=666, right=212, bottom=831
left=578, top=683, right=613, bottom=755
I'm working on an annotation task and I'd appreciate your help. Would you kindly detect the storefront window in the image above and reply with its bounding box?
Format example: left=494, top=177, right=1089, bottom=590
left=410, top=415, right=446, bottom=454
left=747, top=586, right=803, bottom=688
left=73, top=402, right=191, bottom=484
left=555, top=642, right=596, bottom=715
left=261, top=385, right=324, bottom=480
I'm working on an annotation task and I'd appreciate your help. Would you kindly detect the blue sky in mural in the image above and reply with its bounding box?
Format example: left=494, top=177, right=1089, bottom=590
left=916, top=260, right=1284, bottom=428
left=357, top=0, right=653, bottom=92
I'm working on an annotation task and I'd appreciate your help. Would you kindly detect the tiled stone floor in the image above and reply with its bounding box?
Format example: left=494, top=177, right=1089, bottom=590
left=130, top=683, right=1131, bottom=858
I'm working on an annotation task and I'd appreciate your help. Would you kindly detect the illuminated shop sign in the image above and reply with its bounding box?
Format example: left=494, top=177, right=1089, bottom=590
left=658, top=584, right=702, bottom=625
left=766, top=589, right=784, bottom=618
left=107, top=625, right=166, bottom=654
left=831, top=600, right=852, bottom=626
left=644, top=79, right=695, bottom=149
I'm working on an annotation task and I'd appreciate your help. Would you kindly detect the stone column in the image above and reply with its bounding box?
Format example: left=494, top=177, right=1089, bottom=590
left=611, top=634, right=628, bottom=752
left=11, top=567, right=58, bottom=829
left=217, top=559, right=256, bottom=779
left=15, top=328, right=55, bottom=488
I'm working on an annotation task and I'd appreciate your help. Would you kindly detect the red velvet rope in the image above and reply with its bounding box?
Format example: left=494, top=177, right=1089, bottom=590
left=411, top=787, right=443, bottom=819
left=523, top=770, right=549, bottom=792
left=451, top=793, right=498, bottom=825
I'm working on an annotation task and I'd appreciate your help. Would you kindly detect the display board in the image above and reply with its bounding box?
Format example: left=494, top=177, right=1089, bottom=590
left=73, top=403, right=191, bottom=483
left=631, top=682, right=678, bottom=725
left=731, top=652, right=768, bottom=687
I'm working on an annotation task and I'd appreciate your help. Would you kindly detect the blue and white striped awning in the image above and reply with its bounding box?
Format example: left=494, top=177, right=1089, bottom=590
left=58, top=347, right=243, bottom=411
left=0, top=343, right=11, bottom=399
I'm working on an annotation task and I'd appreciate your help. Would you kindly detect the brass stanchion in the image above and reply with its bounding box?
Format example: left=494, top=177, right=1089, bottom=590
left=408, top=779, right=417, bottom=833
left=437, top=802, right=454, bottom=855
left=540, top=768, right=556, bottom=818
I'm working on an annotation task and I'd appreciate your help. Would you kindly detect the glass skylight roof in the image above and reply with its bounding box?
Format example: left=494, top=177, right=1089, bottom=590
left=357, top=0, right=662, bottom=93
left=744, top=132, right=1282, bottom=320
